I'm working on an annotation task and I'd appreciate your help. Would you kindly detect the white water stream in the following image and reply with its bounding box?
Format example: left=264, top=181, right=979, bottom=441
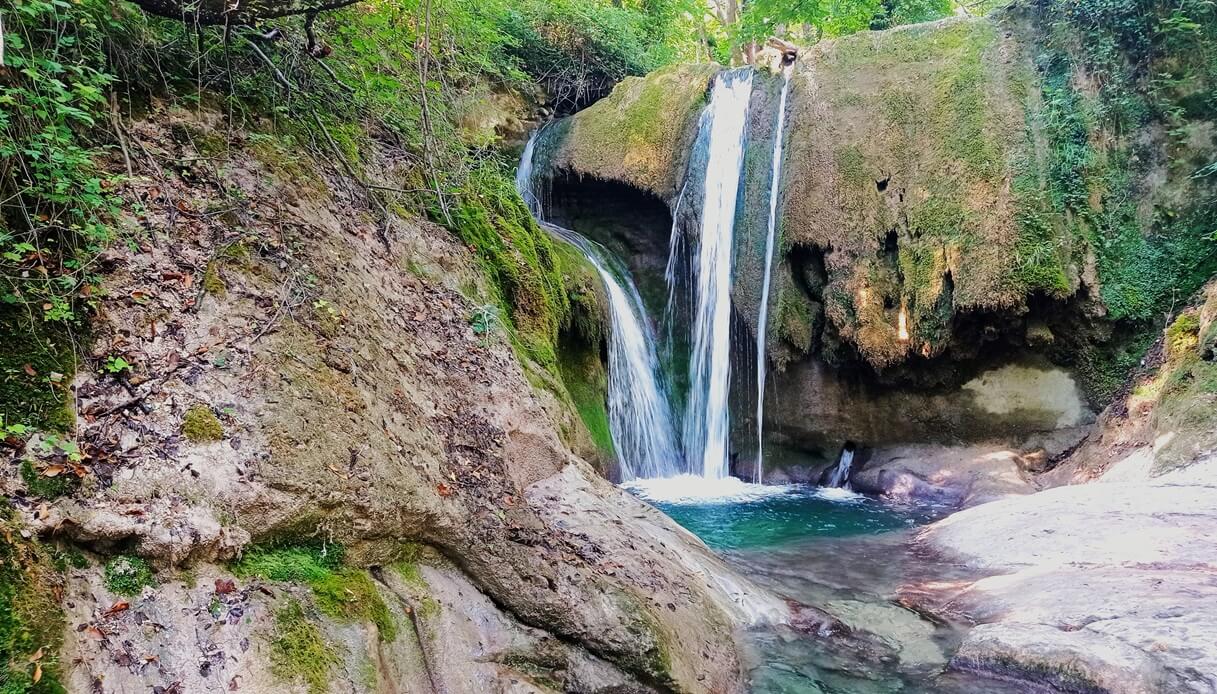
left=827, top=447, right=855, bottom=489
left=517, top=131, right=681, bottom=480
left=683, top=69, right=754, bottom=480
left=753, top=69, right=792, bottom=484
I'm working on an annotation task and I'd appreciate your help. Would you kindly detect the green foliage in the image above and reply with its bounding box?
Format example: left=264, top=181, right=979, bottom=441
left=102, top=356, right=130, bottom=374
left=103, top=556, right=155, bottom=596
left=1, top=0, right=121, bottom=327
left=499, top=0, right=663, bottom=110
left=735, top=0, right=952, bottom=51
left=1029, top=0, right=1217, bottom=323
left=269, top=599, right=339, bottom=694
left=0, top=518, right=66, bottom=694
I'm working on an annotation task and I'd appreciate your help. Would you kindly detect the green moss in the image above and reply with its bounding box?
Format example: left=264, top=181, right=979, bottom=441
left=550, top=63, right=718, bottom=197
left=0, top=308, right=76, bottom=432
left=233, top=544, right=344, bottom=583
left=448, top=165, right=570, bottom=370
left=182, top=405, right=224, bottom=442
left=1167, top=312, right=1202, bottom=358
left=0, top=517, right=66, bottom=694
left=311, top=568, right=397, bottom=642
left=202, top=263, right=227, bottom=297
left=269, top=599, right=339, bottom=694
left=237, top=544, right=395, bottom=641
left=835, top=145, right=868, bottom=188
left=557, top=347, right=614, bottom=457
left=19, top=460, right=76, bottom=500
left=776, top=290, right=815, bottom=354
left=103, top=556, right=155, bottom=596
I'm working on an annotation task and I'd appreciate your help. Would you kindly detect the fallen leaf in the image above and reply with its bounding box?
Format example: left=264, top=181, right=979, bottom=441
left=32, top=663, right=41, bottom=684
left=436, top=482, right=452, bottom=497
left=23, top=364, right=36, bottom=377
left=84, top=625, right=105, bottom=640
left=42, top=465, right=65, bottom=478
left=28, top=647, right=43, bottom=663
left=104, top=601, right=130, bottom=616
left=215, top=579, right=236, bottom=595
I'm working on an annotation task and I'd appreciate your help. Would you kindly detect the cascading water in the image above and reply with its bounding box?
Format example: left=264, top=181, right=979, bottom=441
left=683, top=69, right=754, bottom=480
left=827, top=445, right=855, bottom=489
left=515, top=126, right=545, bottom=220
left=516, top=131, right=681, bottom=480
left=753, top=69, right=793, bottom=484
left=546, top=224, right=682, bottom=479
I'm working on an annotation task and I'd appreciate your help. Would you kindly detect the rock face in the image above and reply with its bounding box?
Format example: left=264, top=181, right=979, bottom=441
left=4, top=108, right=783, bottom=693
left=535, top=5, right=1217, bottom=458
left=913, top=457, right=1217, bottom=693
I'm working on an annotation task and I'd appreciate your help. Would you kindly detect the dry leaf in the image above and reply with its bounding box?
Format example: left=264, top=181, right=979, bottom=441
left=104, top=601, right=130, bottom=616
left=42, top=465, right=65, bottom=478
left=28, top=647, right=44, bottom=663
left=32, top=663, right=42, bottom=684
left=23, top=364, right=36, bottom=377
left=436, top=482, right=453, bottom=497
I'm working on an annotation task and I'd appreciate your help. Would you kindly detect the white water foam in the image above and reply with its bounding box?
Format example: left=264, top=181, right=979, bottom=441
left=813, top=486, right=866, bottom=503
left=622, top=474, right=795, bottom=504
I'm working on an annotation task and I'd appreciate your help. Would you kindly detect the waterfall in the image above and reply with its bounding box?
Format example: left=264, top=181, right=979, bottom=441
left=753, top=70, right=792, bottom=484
left=683, top=69, right=754, bottom=480
left=515, top=126, right=544, bottom=220
left=516, top=132, right=682, bottom=480
left=827, top=446, right=855, bottom=489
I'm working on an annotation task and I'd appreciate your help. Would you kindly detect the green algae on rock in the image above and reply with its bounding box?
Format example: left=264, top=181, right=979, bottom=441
left=182, top=404, right=224, bottom=442
left=539, top=63, right=720, bottom=200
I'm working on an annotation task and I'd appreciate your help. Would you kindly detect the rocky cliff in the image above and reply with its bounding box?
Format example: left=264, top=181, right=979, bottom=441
left=1, top=107, right=785, bottom=693
left=534, top=2, right=1217, bottom=467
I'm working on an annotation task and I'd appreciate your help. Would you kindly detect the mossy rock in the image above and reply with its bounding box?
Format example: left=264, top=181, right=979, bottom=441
left=235, top=544, right=397, bottom=642
left=0, top=307, right=77, bottom=432
left=269, top=599, right=339, bottom=694
left=1, top=516, right=67, bottom=693
left=541, top=63, right=719, bottom=200
left=182, top=405, right=224, bottom=442
left=103, top=555, right=156, bottom=596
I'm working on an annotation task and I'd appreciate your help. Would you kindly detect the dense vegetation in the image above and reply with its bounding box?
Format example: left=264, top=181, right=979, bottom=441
left=1028, top=0, right=1217, bottom=399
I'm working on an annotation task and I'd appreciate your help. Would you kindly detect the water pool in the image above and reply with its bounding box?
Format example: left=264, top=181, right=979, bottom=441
left=627, top=482, right=1026, bottom=693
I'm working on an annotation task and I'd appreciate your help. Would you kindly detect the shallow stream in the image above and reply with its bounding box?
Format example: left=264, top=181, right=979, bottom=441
left=632, top=485, right=1030, bottom=693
